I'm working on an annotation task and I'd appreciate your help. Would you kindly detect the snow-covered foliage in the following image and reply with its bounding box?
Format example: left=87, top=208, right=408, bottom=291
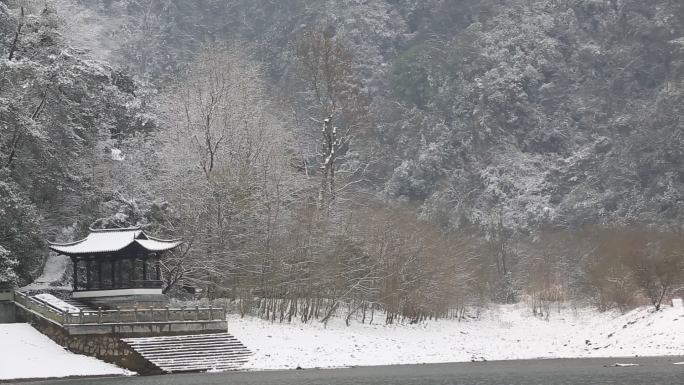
left=2, top=0, right=682, bottom=316
left=0, top=178, right=43, bottom=282
left=381, top=0, right=684, bottom=233
left=0, top=1, right=155, bottom=284
left=67, top=0, right=684, bottom=234
left=0, top=245, right=18, bottom=286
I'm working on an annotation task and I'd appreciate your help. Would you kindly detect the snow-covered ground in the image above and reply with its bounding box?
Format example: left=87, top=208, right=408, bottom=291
left=229, top=304, right=684, bottom=370
left=2, top=303, right=681, bottom=379
left=0, top=324, right=130, bottom=380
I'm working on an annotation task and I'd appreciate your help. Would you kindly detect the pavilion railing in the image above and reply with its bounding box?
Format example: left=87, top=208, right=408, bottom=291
left=73, top=279, right=164, bottom=292
left=130, top=279, right=164, bottom=288
left=14, top=291, right=226, bottom=326
left=62, top=306, right=227, bottom=325
left=13, top=291, right=65, bottom=325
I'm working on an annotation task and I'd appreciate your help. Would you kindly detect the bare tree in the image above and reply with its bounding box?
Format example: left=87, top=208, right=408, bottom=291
left=317, top=116, right=351, bottom=210
left=293, top=28, right=368, bottom=211
left=7, top=6, right=24, bottom=61
left=156, top=45, right=300, bottom=298
left=589, top=227, right=684, bottom=311
left=625, top=230, right=684, bottom=311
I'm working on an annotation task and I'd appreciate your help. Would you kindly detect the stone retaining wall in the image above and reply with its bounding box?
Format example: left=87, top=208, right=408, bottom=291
left=66, top=320, right=228, bottom=335
left=0, top=301, right=15, bottom=323
left=15, top=306, right=161, bottom=374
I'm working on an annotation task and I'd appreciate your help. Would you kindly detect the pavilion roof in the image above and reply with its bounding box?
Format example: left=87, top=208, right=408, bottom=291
left=48, top=227, right=182, bottom=256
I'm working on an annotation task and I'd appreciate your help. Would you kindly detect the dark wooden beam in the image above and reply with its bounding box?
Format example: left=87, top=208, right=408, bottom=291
left=85, top=258, right=91, bottom=289
left=155, top=258, right=161, bottom=281
left=110, top=259, right=115, bottom=289
left=71, top=257, right=78, bottom=291
left=97, top=260, right=102, bottom=290
left=131, top=257, right=136, bottom=283
left=117, top=258, right=121, bottom=288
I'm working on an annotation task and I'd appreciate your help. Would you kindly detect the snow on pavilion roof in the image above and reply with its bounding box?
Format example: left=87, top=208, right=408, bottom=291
left=48, top=227, right=182, bottom=256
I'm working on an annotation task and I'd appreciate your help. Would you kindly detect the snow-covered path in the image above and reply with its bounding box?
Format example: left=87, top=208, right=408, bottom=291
left=20, top=253, right=70, bottom=291
left=229, top=304, right=684, bottom=370
left=0, top=324, right=129, bottom=380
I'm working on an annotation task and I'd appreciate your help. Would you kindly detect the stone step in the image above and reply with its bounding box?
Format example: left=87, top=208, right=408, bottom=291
left=145, top=351, right=252, bottom=362
left=150, top=356, right=251, bottom=366
left=122, top=333, right=252, bottom=373
left=141, top=355, right=251, bottom=372
left=133, top=346, right=251, bottom=357
left=137, top=346, right=252, bottom=358
left=140, top=348, right=251, bottom=359
left=124, top=353, right=248, bottom=371
left=126, top=340, right=245, bottom=351
left=124, top=333, right=239, bottom=344
left=157, top=363, right=246, bottom=372
left=154, top=357, right=251, bottom=365
left=125, top=335, right=241, bottom=346
left=159, top=359, right=248, bottom=370
left=128, top=340, right=246, bottom=351
left=62, top=299, right=97, bottom=312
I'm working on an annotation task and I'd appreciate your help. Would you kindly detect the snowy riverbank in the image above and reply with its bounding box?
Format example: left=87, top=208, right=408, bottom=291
left=229, top=303, right=684, bottom=370
left=0, top=324, right=130, bottom=381
left=2, top=303, right=682, bottom=380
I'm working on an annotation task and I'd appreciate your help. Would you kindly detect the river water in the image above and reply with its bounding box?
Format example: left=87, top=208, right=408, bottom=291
left=14, top=357, right=684, bottom=385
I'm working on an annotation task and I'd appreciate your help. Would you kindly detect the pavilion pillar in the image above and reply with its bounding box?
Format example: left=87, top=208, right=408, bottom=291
left=155, top=258, right=161, bottom=281
left=71, top=258, right=78, bottom=291
left=130, top=257, right=137, bottom=284
left=116, top=259, right=121, bottom=288
left=142, top=256, right=148, bottom=282
left=97, top=260, right=102, bottom=290
left=86, top=259, right=91, bottom=289
left=110, top=259, right=115, bottom=289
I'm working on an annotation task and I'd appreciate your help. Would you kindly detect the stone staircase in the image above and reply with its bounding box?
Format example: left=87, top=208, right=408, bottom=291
left=62, top=298, right=96, bottom=312
left=122, top=333, right=252, bottom=373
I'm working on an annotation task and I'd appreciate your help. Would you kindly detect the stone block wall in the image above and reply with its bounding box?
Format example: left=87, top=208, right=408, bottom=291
left=0, top=301, right=15, bottom=323
left=15, top=306, right=161, bottom=374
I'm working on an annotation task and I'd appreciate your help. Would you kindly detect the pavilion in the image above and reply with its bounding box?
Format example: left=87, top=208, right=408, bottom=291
left=48, top=227, right=182, bottom=306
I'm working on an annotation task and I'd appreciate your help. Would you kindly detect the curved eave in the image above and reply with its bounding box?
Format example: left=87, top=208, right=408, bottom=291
left=48, top=239, right=89, bottom=256
left=47, top=239, right=86, bottom=247
left=145, top=234, right=183, bottom=243
left=48, top=244, right=126, bottom=257
left=49, top=240, right=183, bottom=257
left=134, top=239, right=183, bottom=252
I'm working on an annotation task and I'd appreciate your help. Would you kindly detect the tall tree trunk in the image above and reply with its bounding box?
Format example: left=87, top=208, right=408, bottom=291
left=7, top=7, right=24, bottom=61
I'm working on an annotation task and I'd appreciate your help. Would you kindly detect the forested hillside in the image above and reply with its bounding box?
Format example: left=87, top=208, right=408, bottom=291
left=1, top=0, right=683, bottom=320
